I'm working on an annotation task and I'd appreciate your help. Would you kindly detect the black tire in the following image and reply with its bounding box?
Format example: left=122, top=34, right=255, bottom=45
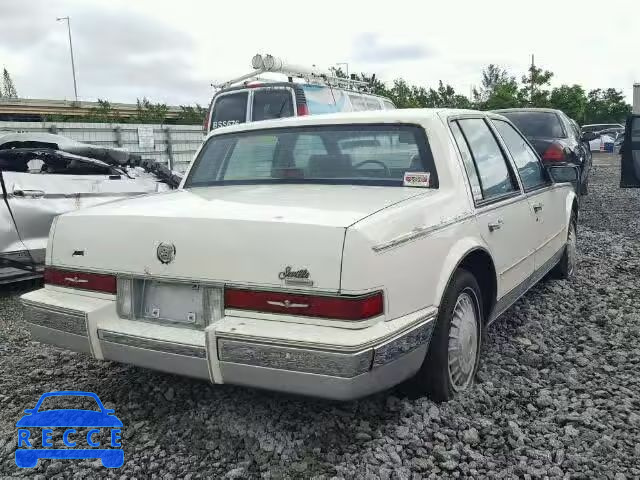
left=551, top=214, right=577, bottom=279
left=406, top=268, right=483, bottom=402
left=580, top=175, right=589, bottom=195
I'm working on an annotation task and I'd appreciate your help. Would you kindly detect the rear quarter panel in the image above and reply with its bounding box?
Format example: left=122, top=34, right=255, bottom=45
left=340, top=114, right=491, bottom=320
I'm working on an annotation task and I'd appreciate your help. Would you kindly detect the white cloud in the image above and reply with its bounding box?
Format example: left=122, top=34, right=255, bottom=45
left=0, top=0, right=637, bottom=104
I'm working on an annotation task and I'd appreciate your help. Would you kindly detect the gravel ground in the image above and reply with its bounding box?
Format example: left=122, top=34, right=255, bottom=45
left=1, top=153, right=639, bottom=479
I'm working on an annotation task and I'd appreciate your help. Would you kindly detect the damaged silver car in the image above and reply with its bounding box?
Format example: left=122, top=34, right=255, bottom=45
left=0, top=132, right=181, bottom=284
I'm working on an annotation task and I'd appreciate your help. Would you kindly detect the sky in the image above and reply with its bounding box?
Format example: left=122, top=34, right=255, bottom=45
left=0, top=0, right=637, bottom=106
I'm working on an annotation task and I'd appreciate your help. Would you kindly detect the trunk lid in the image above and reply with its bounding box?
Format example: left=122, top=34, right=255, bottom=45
left=51, top=184, right=427, bottom=291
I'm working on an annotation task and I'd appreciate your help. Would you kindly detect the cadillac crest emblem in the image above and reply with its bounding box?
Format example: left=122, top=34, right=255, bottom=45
left=157, top=242, right=176, bottom=264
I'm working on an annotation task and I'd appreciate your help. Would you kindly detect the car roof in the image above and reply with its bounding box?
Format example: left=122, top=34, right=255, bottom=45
left=492, top=107, right=563, bottom=115
left=206, top=108, right=493, bottom=139
left=214, top=82, right=393, bottom=101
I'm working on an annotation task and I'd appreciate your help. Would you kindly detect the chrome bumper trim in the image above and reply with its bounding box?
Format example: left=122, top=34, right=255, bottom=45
left=218, top=313, right=436, bottom=378
left=218, top=339, right=373, bottom=378
left=97, top=330, right=206, bottom=359
left=22, top=301, right=88, bottom=336
left=219, top=344, right=428, bottom=400
left=29, top=324, right=91, bottom=354
left=100, top=338, right=210, bottom=380
left=372, top=317, right=435, bottom=367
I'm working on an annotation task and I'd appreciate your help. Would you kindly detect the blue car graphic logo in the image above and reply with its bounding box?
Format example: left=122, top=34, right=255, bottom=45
left=15, top=391, right=123, bottom=468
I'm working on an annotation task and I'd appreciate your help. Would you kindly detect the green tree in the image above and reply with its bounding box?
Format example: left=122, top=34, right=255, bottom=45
left=549, top=85, right=587, bottom=122
left=176, top=104, right=207, bottom=124
left=2, top=68, right=18, bottom=98
left=472, top=65, right=521, bottom=110
left=135, top=97, right=169, bottom=124
left=520, top=65, right=553, bottom=107
left=584, top=88, right=631, bottom=124
left=86, top=99, right=122, bottom=123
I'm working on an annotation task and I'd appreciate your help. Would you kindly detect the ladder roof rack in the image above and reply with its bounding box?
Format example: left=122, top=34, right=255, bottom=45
left=213, top=53, right=374, bottom=93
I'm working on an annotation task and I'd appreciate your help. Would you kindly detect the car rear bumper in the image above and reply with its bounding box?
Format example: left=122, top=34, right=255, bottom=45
left=21, top=287, right=436, bottom=400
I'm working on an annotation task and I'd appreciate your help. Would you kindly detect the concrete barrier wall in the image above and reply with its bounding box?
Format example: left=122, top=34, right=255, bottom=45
left=0, top=121, right=205, bottom=173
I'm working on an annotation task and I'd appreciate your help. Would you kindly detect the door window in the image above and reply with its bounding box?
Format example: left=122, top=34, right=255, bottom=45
left=457, top=118, right=518, bottom=200
left=492, top=120, right=548, bottom=191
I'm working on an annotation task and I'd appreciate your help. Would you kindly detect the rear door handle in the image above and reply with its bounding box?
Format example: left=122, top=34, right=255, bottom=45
left=532, top=202, right=543, bottom=213
left=13, top=188, right=45, bottom=198
left=488, top=219, right=503, bottom=232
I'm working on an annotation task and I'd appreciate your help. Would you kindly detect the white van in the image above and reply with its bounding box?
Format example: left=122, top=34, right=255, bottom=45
left=205, top=54, right=396, bottom=132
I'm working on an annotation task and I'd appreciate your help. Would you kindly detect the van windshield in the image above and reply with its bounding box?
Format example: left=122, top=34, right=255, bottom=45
left=185, top=124, right=436, bottom=188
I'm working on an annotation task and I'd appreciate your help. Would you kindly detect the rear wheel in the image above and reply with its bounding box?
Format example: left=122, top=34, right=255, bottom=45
left=407, top=269, right=483, bottom=402
left=580, top=175, right=589, bottom=195
left=551, top=214, right=577, bottom=279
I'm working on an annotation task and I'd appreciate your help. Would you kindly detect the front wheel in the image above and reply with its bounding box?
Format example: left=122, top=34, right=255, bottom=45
left=407, top=269, right=483, bottom=402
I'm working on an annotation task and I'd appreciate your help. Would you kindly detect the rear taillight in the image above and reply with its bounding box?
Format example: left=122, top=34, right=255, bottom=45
left=224, top=288, right=383, bottom=321
left=44, top=267, right=117, bottom=294
left=542, top=143, right=566, bottom=162
left=297, top=104, right=309, bottom=116
left=203, top=109, right=211, bottom=133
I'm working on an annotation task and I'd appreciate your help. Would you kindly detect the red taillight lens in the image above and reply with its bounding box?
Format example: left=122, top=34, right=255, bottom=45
left=542, top=143, right=566, bottom=162
left=225, top=289, right=383, bottom=321
left=44, top=267, right=117, bottom=294
left=297, top=104, right=309, bottom=116
left=203, top=109, right=211, bottom=133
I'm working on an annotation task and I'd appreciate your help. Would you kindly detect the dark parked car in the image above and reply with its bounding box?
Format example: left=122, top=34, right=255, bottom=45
left=493, top=108, right=595, bottom=194
left=620, top=114, right=640, bottom=187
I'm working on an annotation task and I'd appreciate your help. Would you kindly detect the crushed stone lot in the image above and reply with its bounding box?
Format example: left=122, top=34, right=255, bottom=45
left=1, top=153, right=639, bottom=479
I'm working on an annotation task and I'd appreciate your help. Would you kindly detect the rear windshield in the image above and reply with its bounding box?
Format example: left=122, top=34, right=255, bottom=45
left=501, top=111, right=566, bottom=139
left=210, top=92, right=248, bottom=130
left=185, top=124, right=436, bottom=188
left=252, top=89, right=294, bottom=121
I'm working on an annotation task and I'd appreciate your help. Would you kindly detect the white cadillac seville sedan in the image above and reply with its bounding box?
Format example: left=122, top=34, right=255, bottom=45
left=21, top=109, right=578, bottom=401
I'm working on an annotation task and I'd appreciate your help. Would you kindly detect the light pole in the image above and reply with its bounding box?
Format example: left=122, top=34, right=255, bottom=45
left=56, top=16, right=78, bottom=102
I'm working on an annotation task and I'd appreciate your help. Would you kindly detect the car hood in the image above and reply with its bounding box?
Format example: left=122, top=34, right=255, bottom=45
left=16, top=410, right=123, bottom=428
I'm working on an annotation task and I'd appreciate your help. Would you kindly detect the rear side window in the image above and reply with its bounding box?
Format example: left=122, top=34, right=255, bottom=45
left=501, top=111, right=566, bottom=138
left=364, top=97, right=382, bottom=110
left=210, top=92, right=248, bottom=129
left=450, top=121, right=482, bottom=201
left=252, top=89, right=294, bottom=121
left=348, top=94, right=367, bottom=111
left=457, top=118, right=517, bottom=200
left=382, top=99, right=396, bottom=110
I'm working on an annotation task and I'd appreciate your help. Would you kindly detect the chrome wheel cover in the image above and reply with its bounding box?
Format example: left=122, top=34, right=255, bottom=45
left=448, top=290, right=480, bottom=391
left=567, top=222, right=577, bottom=276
